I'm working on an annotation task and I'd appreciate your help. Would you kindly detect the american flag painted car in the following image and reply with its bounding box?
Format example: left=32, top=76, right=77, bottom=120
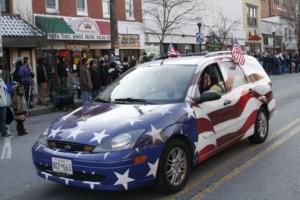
left=32, top=52, right=275, bottom=193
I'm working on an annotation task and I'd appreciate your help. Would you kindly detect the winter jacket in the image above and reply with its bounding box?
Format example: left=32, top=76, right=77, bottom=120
left=80, top=65, right=92, bottom=91
left=0, top=78, right=11, bottom=107
left=37, top=64, right=48, bottom=84
left=19, top=65, right=33, bottom=87
left=89, top=68, right=101, bottom=91
left=57, top=62, right=68, bottom=78
left=12, top=85, right=27, bottom=115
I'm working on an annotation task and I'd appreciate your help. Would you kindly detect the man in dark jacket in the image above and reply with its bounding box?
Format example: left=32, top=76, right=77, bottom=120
left=80, top=59, right=92, bottom=107
left=57, top=57, right=68, bottom=89
left=98, top=55, right=110, bottom=91
left=89, top=60, right=101, bottom=99
left=36, top=58, right=48, bottom=105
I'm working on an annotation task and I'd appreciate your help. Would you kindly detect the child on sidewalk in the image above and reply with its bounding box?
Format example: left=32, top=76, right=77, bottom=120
left=12, top=84, right=28, bottom=136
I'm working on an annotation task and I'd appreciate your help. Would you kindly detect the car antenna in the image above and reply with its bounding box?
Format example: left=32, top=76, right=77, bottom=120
left=159, top=55, right=169, bottom=65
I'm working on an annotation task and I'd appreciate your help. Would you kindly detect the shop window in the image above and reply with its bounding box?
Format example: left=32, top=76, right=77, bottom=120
left=102, top=0, right=110, bottom=18
left=76, top=0, right=88, bottom=16
left=45, top=0, right=58, bottom=13
left=125, top=0, right=134, bottom=20
left=1, top=0, right=9, bottom=13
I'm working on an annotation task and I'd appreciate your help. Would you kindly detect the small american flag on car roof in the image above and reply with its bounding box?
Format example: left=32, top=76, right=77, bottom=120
left=231, top=38, right=245, bottom=65
left=167, top=42, right=180, bottom=57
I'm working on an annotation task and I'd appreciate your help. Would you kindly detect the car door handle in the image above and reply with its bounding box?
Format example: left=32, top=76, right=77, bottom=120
left=223, top=99, right=232, bottom=106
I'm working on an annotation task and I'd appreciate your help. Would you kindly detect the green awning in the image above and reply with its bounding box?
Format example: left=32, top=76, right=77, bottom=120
left=35, top=16, right=74, bottom=34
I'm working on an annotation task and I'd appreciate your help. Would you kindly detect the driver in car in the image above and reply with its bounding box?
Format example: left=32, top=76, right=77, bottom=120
left=200, top=72, right=225, bottom=94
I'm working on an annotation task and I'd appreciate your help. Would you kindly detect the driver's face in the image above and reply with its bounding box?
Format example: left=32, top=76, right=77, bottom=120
left=203, top=73, right=212, bottom=88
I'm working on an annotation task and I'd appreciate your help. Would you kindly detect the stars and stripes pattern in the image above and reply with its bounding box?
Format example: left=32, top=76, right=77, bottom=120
left=167, top=42, right=180, bottom=57
left=231, top=38, right=245, bottom=65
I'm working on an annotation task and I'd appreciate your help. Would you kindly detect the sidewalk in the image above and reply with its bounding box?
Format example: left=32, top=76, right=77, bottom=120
left=27, top=98, right=82, bottom=116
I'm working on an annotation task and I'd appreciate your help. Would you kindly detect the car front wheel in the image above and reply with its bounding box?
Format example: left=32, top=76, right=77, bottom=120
left=249, top=108, right=269, bottom=144
left=155, top=138, right=191, bottom=194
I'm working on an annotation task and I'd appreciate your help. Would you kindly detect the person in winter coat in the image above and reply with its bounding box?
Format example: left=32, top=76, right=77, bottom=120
left=18, top=57, right=34, bottom=108
left=89, top=60, right=101, bottom=99
left=57, top=57, right=68, bottom=89
left=98, top=55, right=110, bottom=91
left=36, top=58, right=48, bottom=105
left=12, top=84, right=27, bottom=136
left=0, top=78, right=11, bottom=137
left=80, top=59, right=92, bottom=107
left=12, top=58, right=23, bottom=83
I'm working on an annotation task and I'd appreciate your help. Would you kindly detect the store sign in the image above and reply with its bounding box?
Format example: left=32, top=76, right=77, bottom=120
left=47, top=16, right=110, bottom=41
left=48, top=33, right=110, bottom=41
left=75, top=17, right=100, bottom=34
left=118, top=34, right=140, bottom=49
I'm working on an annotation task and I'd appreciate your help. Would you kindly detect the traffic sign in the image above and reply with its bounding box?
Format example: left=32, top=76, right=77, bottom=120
left=196, top=32, right=204, bottom=44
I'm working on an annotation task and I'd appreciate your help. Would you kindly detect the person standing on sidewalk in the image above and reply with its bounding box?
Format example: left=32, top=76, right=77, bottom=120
left=36, top=58, right=48, bottom=105
left=0, top=77, right=12, bottom=137
left=57, top=57, right=68, bottom=89
left=80, top=59, right=92, bottom=107
left=12, top=84, right=27, bottom=136
left=89, top=60, right=101, bottom=100
left=18, top=57, right=34, bottom=109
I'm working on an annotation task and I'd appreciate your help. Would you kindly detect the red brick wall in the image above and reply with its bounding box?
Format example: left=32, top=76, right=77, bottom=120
left=32, top=0, right=142, bottom=21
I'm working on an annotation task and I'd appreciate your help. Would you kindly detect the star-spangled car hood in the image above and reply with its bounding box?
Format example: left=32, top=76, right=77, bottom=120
left=46, top=102, right=187, bottom=146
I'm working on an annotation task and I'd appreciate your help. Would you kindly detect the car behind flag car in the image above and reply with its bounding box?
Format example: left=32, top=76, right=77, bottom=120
left=231, top=38, right=245, bottom=65
left=167, top=42, right=180, bottom=57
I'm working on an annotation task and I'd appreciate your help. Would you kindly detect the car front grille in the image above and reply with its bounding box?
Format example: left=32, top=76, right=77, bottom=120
left=36, top=163, right=106, bottom=182
left=48, top=141, right=94, bottom=152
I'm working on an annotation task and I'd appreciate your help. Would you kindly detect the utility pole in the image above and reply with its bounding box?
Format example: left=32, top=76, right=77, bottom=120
left=110, top=0, right=119, bottom=57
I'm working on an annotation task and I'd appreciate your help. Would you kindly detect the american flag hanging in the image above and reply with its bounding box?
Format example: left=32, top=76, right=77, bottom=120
left=167, top=42, right=180, bottom=57
left=231, top=38, right=245, bottom=65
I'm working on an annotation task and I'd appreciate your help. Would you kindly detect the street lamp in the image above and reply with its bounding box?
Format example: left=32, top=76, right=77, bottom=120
left=197, top=22, right=202, bottom=53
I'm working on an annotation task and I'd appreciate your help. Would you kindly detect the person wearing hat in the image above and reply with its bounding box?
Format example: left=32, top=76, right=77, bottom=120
left=89, top=60, right=101, bottom=100
left=79, top=58, right=92, bottom=107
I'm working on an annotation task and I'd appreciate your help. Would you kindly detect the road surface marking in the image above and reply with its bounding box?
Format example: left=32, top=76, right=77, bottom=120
left=191, top=126, right=300, bottom=200
left=1, top=137, right=12, bottom=160
left=165, top=117, right=300, bottom=200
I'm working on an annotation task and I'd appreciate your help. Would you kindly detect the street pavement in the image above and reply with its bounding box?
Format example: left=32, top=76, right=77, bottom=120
left=1, top=73, right=300, bottom=200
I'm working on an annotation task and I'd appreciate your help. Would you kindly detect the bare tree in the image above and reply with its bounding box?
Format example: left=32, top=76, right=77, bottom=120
left=205, top=11, right=240, bottom=51
left=143, top=0, right=205, bottom=56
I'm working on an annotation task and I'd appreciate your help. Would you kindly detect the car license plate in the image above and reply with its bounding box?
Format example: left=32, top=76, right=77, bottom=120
left=52, top=157, right=73, bottom=175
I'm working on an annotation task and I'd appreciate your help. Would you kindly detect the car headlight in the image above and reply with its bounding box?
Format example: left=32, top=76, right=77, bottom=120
left=38, top=129, right=49, bottom=146
left=93, top=129, right=145, bottom=153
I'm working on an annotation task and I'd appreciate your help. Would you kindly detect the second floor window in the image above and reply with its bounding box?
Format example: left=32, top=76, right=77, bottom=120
left=103, top=0, right=110, bottom=18
left=1, top=0, right=9, bottom=13
left=247, top=6, right=258, bottom=27
left=125, top=0, right=134, bottom=20
left=45, top=0, right=58, bottom=13
left=77, top=0, right=88, bottom=16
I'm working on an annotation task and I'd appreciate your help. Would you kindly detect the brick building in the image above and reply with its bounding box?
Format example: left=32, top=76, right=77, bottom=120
left=32, top=0, right=144, bottom=70
left=260, top=0, right=298, bottom=52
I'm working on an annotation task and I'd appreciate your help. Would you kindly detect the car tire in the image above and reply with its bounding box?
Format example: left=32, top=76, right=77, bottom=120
left=154, top=138, right=191, bottom=194
left=249, top=108, right=269, bottom=144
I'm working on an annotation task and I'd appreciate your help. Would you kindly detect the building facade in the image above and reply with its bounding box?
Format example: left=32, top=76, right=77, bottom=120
left=260, top=0, right=298, bottom=52
left=0, top=0, right=44, bottom=83
left=32, top=0, right=144, bottom=66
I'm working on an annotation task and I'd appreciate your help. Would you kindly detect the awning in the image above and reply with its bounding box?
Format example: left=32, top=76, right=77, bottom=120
left=1, top=15, right=45, bottom=47
left=35, top=16, right=74, bottom=34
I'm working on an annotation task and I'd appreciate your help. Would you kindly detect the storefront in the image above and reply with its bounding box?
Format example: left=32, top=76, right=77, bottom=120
left=35, top=14, right=111, bottom=72
left=0, top=15, right=44, bottom=82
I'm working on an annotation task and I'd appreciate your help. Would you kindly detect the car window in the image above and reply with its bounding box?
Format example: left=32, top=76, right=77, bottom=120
left=220, top=62, right=247, bottom=92
left=195, top=63, right=226, bottom=98
left=242, top=56, right=270, bottom=83
left=98, top=65, right=196, bottom=104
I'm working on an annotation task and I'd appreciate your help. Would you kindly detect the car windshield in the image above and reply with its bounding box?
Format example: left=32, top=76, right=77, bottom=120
left=96, top=65, right=196, bottom=104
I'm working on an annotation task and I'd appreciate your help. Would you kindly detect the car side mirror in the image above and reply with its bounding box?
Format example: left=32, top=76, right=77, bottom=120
left=195, top=92, right=222, bottom=104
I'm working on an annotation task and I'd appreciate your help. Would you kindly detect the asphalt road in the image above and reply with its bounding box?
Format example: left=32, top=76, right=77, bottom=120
left=1, top=73, right=300, bottom=200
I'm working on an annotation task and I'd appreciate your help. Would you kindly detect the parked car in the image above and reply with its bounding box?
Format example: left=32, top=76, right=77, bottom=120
left=32, top=52, right=275, bottom=193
